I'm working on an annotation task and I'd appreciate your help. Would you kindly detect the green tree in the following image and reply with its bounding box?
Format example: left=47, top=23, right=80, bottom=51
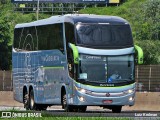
left=0, top=18, right=11, bottom=70
left=133, top=0, right=160, bottom=40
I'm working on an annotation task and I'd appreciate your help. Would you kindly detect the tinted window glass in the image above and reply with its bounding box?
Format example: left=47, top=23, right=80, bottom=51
left=14, top=24, right=64, bottom=52
left=65, top=23, right=75, bottom=47
left=76, top=23, right=133, bottom=49
left=111, top=25, right=133, bottom=46
left=14, top=27, right=38, bottom=51
left=37, top=23, right=64, bottom=50
left=14, top=28, right=22, bottom=50
left=79, top=54, right=134, bottom=83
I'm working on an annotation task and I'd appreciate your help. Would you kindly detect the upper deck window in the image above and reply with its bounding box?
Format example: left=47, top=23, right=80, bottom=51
left=76, top=23, right=133, bottom=49
left=13, top=23, right=64, bottom=52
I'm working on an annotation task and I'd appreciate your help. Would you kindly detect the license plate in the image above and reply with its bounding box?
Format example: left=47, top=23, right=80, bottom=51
left=102, top=100, right=113, bottom=104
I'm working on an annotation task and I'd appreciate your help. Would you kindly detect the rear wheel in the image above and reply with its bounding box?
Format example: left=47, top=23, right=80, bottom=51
left=23, top=91, right=30, bottom=110
left=29, top=89, right=37, bottom=110
left=112, top=106, right=122, bottom=113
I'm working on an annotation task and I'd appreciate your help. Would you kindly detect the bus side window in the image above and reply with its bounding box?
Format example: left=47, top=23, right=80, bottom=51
left=37, top=23, right=64, bottom=52
left=14, top=27, right=38, bottom=52
left=65, top=23, right=75, bottom=47
left=14, top=28, right=23, bottom=52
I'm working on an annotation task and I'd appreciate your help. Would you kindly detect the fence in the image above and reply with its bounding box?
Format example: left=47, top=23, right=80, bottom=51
left=0, top=65, right=160, bottom=91
left=136, top=65, right=160, bottom=92
left=0, top=71, right=12, bottom=91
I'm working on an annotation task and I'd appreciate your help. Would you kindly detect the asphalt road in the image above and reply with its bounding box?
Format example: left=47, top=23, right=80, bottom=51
left=46, top=111, right=160, bottom=118
left=45, top=108, right=160, bottom=117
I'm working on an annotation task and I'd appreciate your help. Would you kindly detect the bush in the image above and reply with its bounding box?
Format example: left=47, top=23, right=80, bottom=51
left=135, top=40, right=160, bottom=64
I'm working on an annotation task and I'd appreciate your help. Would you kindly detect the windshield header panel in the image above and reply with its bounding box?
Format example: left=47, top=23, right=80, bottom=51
left=76, top=23, right=133, bottom=49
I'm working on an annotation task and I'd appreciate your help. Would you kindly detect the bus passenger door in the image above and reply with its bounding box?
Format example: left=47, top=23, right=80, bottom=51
left=55, top=53, right=67, bottom=103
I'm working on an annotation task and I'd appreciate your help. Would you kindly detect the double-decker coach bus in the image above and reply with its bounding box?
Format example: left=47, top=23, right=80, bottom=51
left=12, top=14, right=143, bottom=113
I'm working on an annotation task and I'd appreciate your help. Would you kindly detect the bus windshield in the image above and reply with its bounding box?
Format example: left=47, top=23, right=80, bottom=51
left=76, top=23, right=133, bottom=48
left=79, top=54, right=134, bottom=84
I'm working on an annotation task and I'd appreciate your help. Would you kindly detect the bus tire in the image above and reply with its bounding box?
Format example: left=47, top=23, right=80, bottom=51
left=112, top=106, right=122, bottom=113
left=29, top=89, right=37, bottom=110
left=23, top=91, right=30, bottom=110
left=62, top=91, right=72, bottom=112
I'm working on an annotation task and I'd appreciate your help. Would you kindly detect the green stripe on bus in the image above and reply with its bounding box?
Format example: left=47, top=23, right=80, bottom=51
left=74, top=80, right=135, bottom=88
left=69, top=43, right=79, bottom=64
left=85, top=83, right=135, bottom=88
left=134, top=45, right=143, bottom=64
left=44, top=66, right=64, bottom=69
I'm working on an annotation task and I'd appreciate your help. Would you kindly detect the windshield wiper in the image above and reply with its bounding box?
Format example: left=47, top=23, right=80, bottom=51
left=78, top=78, right=86, bottom=84
left=109, top=79, right=132, bottom=84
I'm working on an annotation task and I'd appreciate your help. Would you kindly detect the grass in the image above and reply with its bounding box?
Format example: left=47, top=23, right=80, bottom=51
left=80, top=0, right=146, bottom=15
left=79, top=0, right=146, bottom=36
left=0, top=116, right=134, bottom=120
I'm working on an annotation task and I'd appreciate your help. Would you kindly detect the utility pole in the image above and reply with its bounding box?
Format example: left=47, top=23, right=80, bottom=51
left=37, top=0, right=40, bottom=20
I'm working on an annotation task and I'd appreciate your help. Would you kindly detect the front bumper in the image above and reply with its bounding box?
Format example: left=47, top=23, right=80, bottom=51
left=69, top=90, right=135, bottom=106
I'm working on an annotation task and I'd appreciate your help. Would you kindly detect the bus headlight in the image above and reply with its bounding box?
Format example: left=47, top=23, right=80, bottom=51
left=75, top=86, right=90, bottom=94
left=123, top=88, right=135, bottom=94
left=80, top=89, right=86, bottom=93
left=128, top=89, right=134, bottom=94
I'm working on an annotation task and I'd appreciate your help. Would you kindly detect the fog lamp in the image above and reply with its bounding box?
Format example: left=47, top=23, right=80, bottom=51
left=129, top=97, right=134, bottom=101
left=79, top=96, right=85, bottom=102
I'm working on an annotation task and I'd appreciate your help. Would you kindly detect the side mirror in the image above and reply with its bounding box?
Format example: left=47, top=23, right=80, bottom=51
left=68, top=43, right=79, bottom=64
left=134, top=45, right=143, bottom=64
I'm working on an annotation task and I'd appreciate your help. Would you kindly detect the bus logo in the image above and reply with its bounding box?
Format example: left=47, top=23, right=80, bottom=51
left=100, top=84, right=114, bottom=87
left=105, top=93, right=110, bottom=97
left=41, top=55, right=59, bottom=62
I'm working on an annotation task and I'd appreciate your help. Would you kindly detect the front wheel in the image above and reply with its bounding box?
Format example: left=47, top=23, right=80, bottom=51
left=62, top=91, right=72, bottom=112
left=112, top=106, right=122, bottom=113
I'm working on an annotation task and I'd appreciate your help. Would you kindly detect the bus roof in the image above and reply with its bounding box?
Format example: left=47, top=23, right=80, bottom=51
left=15, top=14, right=129, bottom=28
